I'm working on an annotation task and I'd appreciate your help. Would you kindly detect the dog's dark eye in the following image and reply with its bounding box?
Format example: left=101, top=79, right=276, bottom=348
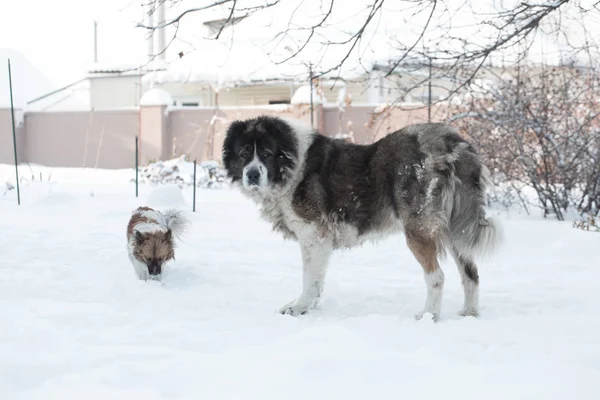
left=240, top=152, right=249, bottom=159
left=263, top=152, right=272, bottom=159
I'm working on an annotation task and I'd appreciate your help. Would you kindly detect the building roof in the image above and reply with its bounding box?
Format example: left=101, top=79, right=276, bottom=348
left=25, top=79, right=90, bottom=112
left=0, top=48, right=56, bottom=108
left=142, top=0, right=409, bottom=88
left=87, top=62, right=168, bottom=78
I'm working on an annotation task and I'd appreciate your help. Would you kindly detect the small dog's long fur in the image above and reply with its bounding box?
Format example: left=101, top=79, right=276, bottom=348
left=222, top=116, right=503, bottom=319
left=126, top=206, right=189, bottom=281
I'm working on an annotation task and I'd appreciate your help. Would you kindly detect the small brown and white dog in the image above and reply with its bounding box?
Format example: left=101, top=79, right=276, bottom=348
left=126, top=206, right=189, bottom=281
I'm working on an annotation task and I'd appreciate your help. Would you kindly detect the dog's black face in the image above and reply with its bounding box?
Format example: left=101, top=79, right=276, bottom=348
left=223, top=116, right=299, bottom=192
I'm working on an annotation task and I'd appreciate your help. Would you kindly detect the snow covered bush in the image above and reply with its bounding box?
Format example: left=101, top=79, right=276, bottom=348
left=134, top=155, right=227, bottom=189
left=573, top=212, right=599, bottom=232
left=3, top=181, right=14, bottom=196
left=450, top=61, right=600, bottom=220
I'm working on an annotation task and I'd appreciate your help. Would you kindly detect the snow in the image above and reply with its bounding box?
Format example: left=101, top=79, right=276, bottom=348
left=290, top=85, right=326, bottom=105
left=136, top=156, right=226, bottom=188
left=143, top=0, right=600, bottom=90
left=139, top=88, right=173, bottom=107
left=0, top=48, right=56, bottom=109
left=1, top=162, right=600, bottom=399
left=25, top=79, right=90, bottom=112
left=142, top=0, right=411, bottom=87
left=336, top=85, right=348, bottom=111
left=334, top=133, right=352, bottom=140
left=87, top=62, right=147, bottom=76
left=373, top=103, right=390, bottom=113
left=145, top=183, right=187, bottom=209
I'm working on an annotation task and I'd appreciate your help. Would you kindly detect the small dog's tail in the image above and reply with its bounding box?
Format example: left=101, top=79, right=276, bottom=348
left=162, top=209, right=190, bottom=240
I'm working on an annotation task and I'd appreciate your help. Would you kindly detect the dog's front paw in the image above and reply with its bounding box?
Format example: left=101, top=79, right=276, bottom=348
left=279, top=300, right=310, bottom=316
left=415, top=310, right=439, bottom=322
left=458, top=308, right=479, bottom=318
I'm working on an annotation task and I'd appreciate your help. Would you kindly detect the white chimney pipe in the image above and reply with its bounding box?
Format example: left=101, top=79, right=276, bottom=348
left=93, top=20, right=98, bottom=63
left=157, top=1, right=166, bottom=61
left=147, top=3, right=155, bottom=62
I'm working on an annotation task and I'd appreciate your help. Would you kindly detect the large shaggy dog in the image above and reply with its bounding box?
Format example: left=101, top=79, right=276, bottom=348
left=223, top=116, right=502, bottom=320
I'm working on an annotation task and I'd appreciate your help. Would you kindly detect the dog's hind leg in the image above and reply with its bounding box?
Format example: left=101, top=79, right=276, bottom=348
left=406, top=232, right=445, bottom=321
left=451, top=249, right=479, bottom=317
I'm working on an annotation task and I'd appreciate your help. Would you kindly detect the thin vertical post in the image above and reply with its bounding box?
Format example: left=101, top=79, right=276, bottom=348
left=93, top=21, right=98, bottom=63
left=427, top=56, right=432, bottom=123
left=135, top=136, right=139, bottom=197
left=192, top=160, right=197, bottom=212
left=8, top=59, right=20, bottom=205
left=309, top=63, right=314, bottom=128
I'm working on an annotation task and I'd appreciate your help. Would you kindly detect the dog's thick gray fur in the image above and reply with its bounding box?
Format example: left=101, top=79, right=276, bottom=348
left=222, top=116, right=503, bottom=320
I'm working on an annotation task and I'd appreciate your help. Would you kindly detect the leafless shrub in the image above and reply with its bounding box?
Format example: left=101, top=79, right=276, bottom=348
left=450, top=60, right=600, bottom=220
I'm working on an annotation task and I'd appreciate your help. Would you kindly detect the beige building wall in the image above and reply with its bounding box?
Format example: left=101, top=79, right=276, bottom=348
left=90, top=75, right=144, bottom=109
left=169, top=108, right=221, bottom=162
left=147, top=80, right=376, bottom=107
left=85, top=69, right=462, bottom=111
left=139, top=106, right=170, bottom=164
left=24, top=109, right=139, bottom=169
left=0, top=103, right=448, bottom=169
left=323, top=104, right=447, bottom=144
left=147, top=82, right=213, bottom=106
left=218, top=84, right=299, bottom=106
left=0, top=109, right=25, bottom=165
left=169, top=105, right=315, bottom=162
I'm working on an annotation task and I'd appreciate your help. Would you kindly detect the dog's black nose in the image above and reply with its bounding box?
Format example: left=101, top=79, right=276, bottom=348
left=246, top=168, right=260, bottom=185
left=148, top=263, right=161, bottom=276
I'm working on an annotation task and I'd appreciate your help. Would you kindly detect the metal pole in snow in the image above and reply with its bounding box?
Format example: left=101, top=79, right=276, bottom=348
left=8, top=59, right=21, bottom=205
left=135, top=136, right=139, bottom=198
left=192, top=160, right=197, bottom=212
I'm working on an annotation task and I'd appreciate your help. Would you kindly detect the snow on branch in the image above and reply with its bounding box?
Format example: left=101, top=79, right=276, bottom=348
left=135, top=0, right=585, bottom=90
left=448, top=59, right=600, bottom=221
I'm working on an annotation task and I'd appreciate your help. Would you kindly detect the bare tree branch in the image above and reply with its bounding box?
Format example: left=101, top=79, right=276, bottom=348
left=384, top=0, right=437, bottom=78
left=134, top=0, right=600, bottom=114
left=137, top=0, right=234, bottom=30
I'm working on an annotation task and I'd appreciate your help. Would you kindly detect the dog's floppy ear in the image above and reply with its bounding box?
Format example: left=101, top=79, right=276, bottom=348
left=222, top=120, right=248, bottom=178
left=223, top=120, right=247, bottom=150
left=135, top=231, right=145, bottom=245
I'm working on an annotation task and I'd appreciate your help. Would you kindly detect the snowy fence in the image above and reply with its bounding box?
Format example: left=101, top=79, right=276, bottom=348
left=0, top=108, right=25, bottom=164
left=0, top=103, right=447, bottom=169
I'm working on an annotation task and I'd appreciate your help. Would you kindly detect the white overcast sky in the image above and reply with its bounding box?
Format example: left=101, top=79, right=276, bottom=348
left=0, top=0, right=146, bottom=86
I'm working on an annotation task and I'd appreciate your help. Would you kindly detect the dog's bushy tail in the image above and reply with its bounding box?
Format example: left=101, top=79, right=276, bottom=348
left=162, top=209, right=190, bottom=240
left=446, top=153, right=503, bottom=261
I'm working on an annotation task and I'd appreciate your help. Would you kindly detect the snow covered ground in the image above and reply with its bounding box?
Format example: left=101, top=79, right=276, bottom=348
left=1, top=163, right=599, bottom=399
